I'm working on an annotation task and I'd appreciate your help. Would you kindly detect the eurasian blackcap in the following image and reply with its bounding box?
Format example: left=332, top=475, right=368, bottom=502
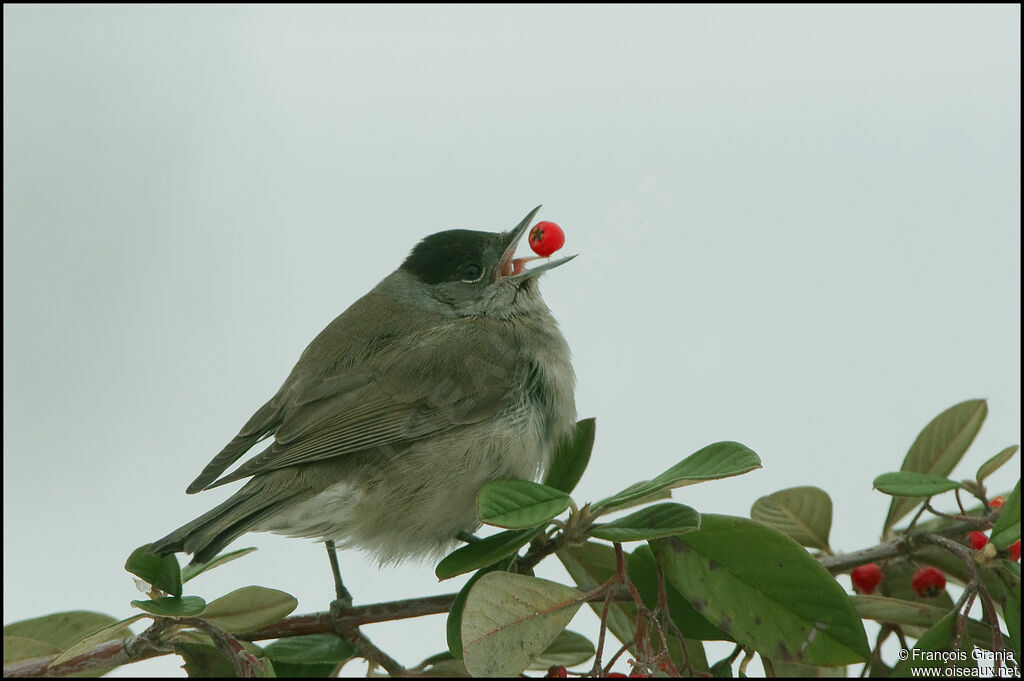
left=150, top=206, right=576, bottom=579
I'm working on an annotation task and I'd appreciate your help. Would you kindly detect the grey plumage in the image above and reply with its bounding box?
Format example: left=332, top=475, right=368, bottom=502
left=150, top=207, right=576, bottom=565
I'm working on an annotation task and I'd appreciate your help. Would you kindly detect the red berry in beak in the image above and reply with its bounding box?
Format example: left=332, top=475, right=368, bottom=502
left=850, top=563, right=882, bottom=595
left=529, top=221, right=565, bottom=257
left=911, top=566, right=946, bottom=598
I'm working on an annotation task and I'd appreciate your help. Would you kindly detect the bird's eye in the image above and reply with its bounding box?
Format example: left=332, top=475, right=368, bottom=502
left=460, top=263, right=484, bottom=282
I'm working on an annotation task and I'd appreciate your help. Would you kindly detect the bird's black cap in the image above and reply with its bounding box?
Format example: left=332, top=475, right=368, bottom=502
left=401, top=230, right=497, bottom=285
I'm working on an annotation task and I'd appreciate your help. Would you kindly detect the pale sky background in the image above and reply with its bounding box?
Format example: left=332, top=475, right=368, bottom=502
left=3, top=4, right=1020, bottom=677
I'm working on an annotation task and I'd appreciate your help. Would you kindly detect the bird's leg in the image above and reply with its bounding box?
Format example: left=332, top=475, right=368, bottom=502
left=455, top=530, right=481, bottom=544
left=325, top=540, right=353, bottom=611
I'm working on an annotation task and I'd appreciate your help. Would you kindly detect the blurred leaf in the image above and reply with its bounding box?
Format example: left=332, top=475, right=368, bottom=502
left=200, top=586, right=297, bottom=633
left=131, top=596, right=207, bottom=617
left=883, top=399, right=987, bottom=535
left=181, top=547, right=257, bottom=583
left=769, top=659, right=847, bottom=677
left=477, top=479, right=571, bottom=529
left=413, top=652, right=471, bottom=677
left=461, top=572, right=583, bottom=677
left=628, top=544, right=731, bottom=641
left=543, top=418, right=596, bottom=494
left=178, top=641, right=241, bottom=678
left=124, top=544, right=182, bottom=598
left=892, top=611, right=974, bottom=676
left=750, top=486, right=833, bottom=552
left=262, top=633, right=355, bottom=664
left=594, top=441, right=761, bottom=512
left=993, top=570, right=1021, bottom=657
left=873, top=472, right=961, bottom=497
left=528, top=629, right=595, bottom=669
left=557, top=541, right=637, bottom=648
left=591, top=503, right=700, bottom=542
left=852, top=596, right=994, bottom=643
left=49, top=614, right=146, bottom=667
left=976, top=445, right=1019, bottom=486
left=990, top=480, right=1021, bottom=548
left=435, top=527, right=542, bottom=580
left=3, top=610, right=136, bottom=674
left=651, top=514, right=869, bottom=666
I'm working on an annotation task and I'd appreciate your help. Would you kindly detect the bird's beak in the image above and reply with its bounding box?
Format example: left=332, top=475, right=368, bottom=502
left=494, top=205, right=577, bottom=282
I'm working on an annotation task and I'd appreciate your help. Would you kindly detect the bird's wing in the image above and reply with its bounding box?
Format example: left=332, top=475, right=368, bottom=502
left=202, top=322, right=521, bottom=488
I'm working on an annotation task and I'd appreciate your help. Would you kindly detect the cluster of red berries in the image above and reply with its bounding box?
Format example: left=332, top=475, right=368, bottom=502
left=966, top=529, right=1021, bottom=561
left=851, top=562, right=947, bottom=598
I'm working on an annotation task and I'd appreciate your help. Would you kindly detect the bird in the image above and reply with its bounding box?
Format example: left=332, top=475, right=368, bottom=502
left=149, top=206, right=577, bottom=596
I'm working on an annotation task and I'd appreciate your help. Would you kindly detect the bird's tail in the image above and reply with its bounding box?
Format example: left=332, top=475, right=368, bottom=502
left=149, top=479, right=302, bottom=565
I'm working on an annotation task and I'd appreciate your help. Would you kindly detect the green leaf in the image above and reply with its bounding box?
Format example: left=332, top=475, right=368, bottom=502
left=769, top=659, right=847, bottom=677
left=125, top=544, right=183, bottom=598
left=263, top=633, right=356, bottom=664
left=200, top=586, right=298, bottom=633
left=182, top=547, right=258, bottom=583
left=628, top=544, right=731, bottom=641
left=477, top=479, right=571, bottom=529
left=594, top=441, right=761, bottom=512
left=557, top=541, right=638, bottom=649
left=852, top=596, right=993, bottom=643
left=3, top=611, right=136, bottom=672
left=994, top=570, right=1021, bottom=657
left=590, top=503, right=701, bottom=541
left=990, top=480, right=1021, bottom=548
left=412, top=652, right=471, bottom=676
left=543, top=418, right=596, bottom=494
left=447, top=563, right=511, bottom=659
left=977, top=446, right=1019, bottom=485
left=651, top=514, right=870, bottom=666
left=528, top=629, right=595, bottom=669
left=883, top=399, right=987, bottom=535
left=750, top=486, right=833, bottom=552
left=49, top=614, right=147, bottom=667
left=873, top=472, right=961, bottom=497
left=461, top=572, right=583, bottom=677
left=177, top=641, right=245, bottom=678
left=435, top=527, right=542, bottom=580
left=131, top=596, right=207, bottom=617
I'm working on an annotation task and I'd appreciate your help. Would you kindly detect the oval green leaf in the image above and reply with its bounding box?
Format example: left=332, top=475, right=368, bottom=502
left=447, top=563, right=510, bottom=659
left=200, top=586, right=298, bottom=633
left=131, top=596, right=207, bottom=617
left=3, top=611, right=136, bottom=668
left=477, top=479, right=571, bottom=529
left=750, top=486, right=833, bottom=552
left=461, top=572, right=583, bottom=677
left=873, top=472, right=962, bottom=497
left=435, top=527, right=542, bottom=580
left=124, top=544, right=182, bottom=598
left=543, top=418, right=596, bottom=495
left=883, top=399, right=987, bottom=535
left=977, top=445, right=1019, bottom=485
left=651, top=514, right=870, bottom=666
left=990, top=480, right=1020, bottom=548
left=590, top=503, right=700, bottom=542
left=594, top=441, right=761, bottom=512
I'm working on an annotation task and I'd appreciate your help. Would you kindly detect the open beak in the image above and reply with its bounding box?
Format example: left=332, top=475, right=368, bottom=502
left=494, top=205, right=577, bottom=282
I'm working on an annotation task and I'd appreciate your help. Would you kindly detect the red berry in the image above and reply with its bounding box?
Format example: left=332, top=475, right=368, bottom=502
left=545, top=665, right=568, bottom=678
left=529, top=221, right=565, bottom=257
left=990, top=496, right=1005, bottom=510
left=850, top=563, right=883, bottom=595
left=1008, top=540, right=1021, bottom=562
left=911, top=567, right=946, bottom=598
left=967, top=531, right=989, bottom=550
